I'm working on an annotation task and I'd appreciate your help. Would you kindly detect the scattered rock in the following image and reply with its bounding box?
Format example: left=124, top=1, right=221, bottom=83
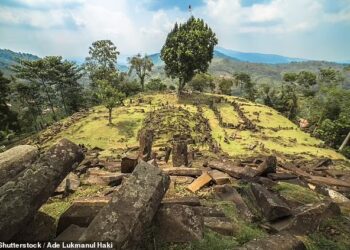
left=162, top=167, right=202, bottom=177
left=238, top=233, right=306, bottom=250
left=208, top=170, right=231, bottom=185
left=0, top=139, right=84, bottom=241
left=214, top=185, right=255, bottom=222
left=79, top=161, right=170, bottom=249
left=162, top=197, right=201, bottom=206
left=256, top=155, right=277, bottom=176
left=269, top=201, right=340, bottom=234
left=83, top=172, right=125, bottom=186
left=204, top=217, right=237, bottom=236
left=172, top=135, right=189, bottom=167
left=250, top=183, right=291, bottom=221
left=187, top=172, right=213, bottom=193
left=154, top=204, right=203, bottom=242
left=121, top=155, right=138, bottom=173
left=267, top=173, right=297, bottom=181
left=55, top=172, right=80, bottom=193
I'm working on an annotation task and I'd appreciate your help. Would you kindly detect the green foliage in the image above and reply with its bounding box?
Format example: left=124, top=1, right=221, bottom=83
left=161, top=16, right=218, bottom=93
left=0, top=71, right=19, bottom=132
left=85, top=40, right=120, bottom=90
left=257, top=83, right=298, bottom=119
left=218, top=78, right=234, bottom=95
left=234, top=73, right=256, bottom=101
left=119, top=79, right=142, bottom=96
left=97, top=80, right=125, bottom=124
left=128, top=54, right=153, bottom=91
left=319, top=68, right=344, bottom=85
left=146, top=78, right=167, bottom=91
left=12, top=56, right=83, bottom=121
left=188, top=73, right=215, bottom=92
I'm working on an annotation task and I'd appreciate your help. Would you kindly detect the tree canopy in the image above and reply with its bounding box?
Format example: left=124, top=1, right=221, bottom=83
left=160, top=16, right=218, bottom=93
left=128, top=54, right=153, bottom=91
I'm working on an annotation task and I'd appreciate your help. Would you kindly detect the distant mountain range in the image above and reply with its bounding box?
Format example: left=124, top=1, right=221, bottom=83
left=1, top=47, right=349, bottom=81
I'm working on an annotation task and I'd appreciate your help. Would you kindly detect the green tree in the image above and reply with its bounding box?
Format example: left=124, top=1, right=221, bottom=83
left=97, top=80, right=125, bottom=125
left=283, top=72, right=298, bottom=83
left=233, top=73, right=256, bottom=100
left=13, top=81, right=43, bottom=131
left=13, top=56, right=60, bottom=120
left=55, top=60, right=83, bottom=114
left=160, top=16, right=218, bottom=94
left=85, top=40, right=120, bottom=88
left=218, top=78, right=233, bottom=95
left=0, top=71, right=19, bottom=132
left=146, top=78, right=167, bottom=91
left=188, top=73, right=214, bottom=92
left=319, top=68, right=344, bottom=85
left=128, top=54, right=153, bottom=91
left=297, top=71, right=317, bottom=86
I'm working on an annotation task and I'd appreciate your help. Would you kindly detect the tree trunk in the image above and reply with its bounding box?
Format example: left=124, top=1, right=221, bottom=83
left=108, top=108, right=112, bottom=125
left=339, top=131, right=350, bottom=151
left=60, top=89, right=68, bottom=115
left=41, top=80, right=57, bottom=121
left=140, top=76, right=145, bottom=91
left=178, top=78, right=184, bottom=95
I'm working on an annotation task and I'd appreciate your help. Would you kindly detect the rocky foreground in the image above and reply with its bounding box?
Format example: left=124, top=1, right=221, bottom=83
left=0, top=128, right=350, bottom=249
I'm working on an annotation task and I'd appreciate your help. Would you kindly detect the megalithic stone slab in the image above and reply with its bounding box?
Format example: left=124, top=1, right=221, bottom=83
left=187, top=172, right=212, bottom=193
left=250, top=183, right=291, bottom=221
left=0, top=139, right=84, bottom=241
left=79, top=161, right=170, bottom=249
left=0, top=145, right=39, bottom=187
left=154, top=204, right=203, bottom=242
left=139, top=129, right=154, bottom=161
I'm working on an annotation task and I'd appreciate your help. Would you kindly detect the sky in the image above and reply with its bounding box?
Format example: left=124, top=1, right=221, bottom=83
left=0, top=0, right=349, bottom=63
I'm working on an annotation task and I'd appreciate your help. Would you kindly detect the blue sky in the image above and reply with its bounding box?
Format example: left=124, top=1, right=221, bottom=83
left=0, top=0, right=349, bottom=62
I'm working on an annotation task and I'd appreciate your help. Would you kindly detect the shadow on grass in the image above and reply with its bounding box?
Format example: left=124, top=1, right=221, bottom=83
left=115, top=120, right=139, bottom=138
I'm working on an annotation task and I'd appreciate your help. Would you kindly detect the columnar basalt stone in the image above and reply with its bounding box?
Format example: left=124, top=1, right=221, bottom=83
left=172, top=135, right=189, bottom=167
left=79, top=161, right=170, bottom=249
left=154, top=204, right=204, bottom=242
left=250, top=183, right=291, bottom=222
left=139, top=129, right=154, bottom=161
left=0, top=145, right=39, bottom=187
left=0, top=139, right=84, bottom=241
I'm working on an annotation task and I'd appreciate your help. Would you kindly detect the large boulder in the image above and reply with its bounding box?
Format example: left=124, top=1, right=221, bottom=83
left=256, top=156, right=277, bottom=176
left=269, top=201, right=340, bottom=234
left=250, top=183, right=291, bottom=221
left=0, top=139, right=84, bottom=241
left=154, top=204, right=203, bottom=242
left=0, top=145, right=38, bottom=186
left=214, top=185, right=255, bottom=222
left=79, top=161, right=170, bottom=249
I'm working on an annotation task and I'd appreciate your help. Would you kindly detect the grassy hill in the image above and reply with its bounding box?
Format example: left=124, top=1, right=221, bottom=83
left=32, top=92, right=346, bottom=162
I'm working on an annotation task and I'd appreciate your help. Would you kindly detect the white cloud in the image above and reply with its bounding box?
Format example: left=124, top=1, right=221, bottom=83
left=0, top=0, right=349, bottom=61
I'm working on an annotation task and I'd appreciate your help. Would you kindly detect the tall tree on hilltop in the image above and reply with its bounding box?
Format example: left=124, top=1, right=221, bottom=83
left=97, top=80, right=125, bottom=125
left=161, top=16, right=218, bottom=94
left=85, top=40, right=120, bottom=87
left=0, top=71, right=19, bottom=133
left=128, top=54, right=153, bottom=91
